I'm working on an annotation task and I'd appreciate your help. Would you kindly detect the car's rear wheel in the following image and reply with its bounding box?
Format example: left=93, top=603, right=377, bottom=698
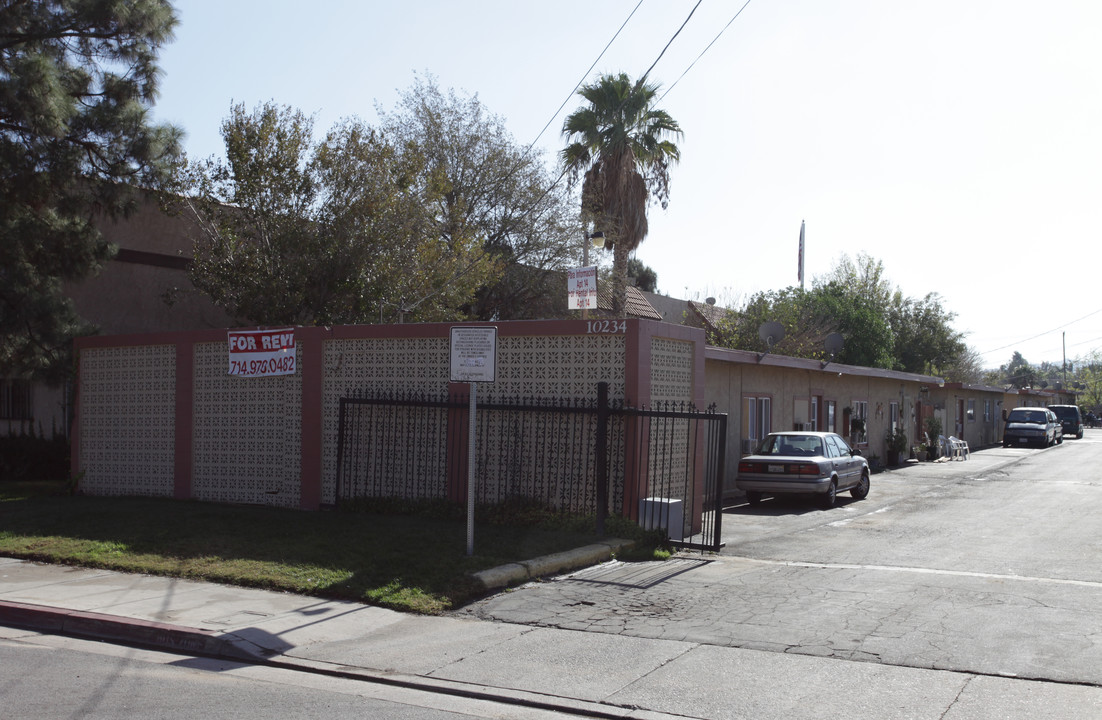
left=746, top=491, right=762, bottom=506
left=851, top=471, right=870, bottom=500
left=818, top=480, right=837, bottom=509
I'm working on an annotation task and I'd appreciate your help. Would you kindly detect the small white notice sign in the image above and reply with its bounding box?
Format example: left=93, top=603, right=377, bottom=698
left=567, top=266, right=598, bottom=310
left=450, top=326, right=497, bottom=383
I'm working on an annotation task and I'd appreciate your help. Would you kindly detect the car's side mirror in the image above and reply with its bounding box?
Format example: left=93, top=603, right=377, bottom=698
left=852, top=448, right=863, bottom=457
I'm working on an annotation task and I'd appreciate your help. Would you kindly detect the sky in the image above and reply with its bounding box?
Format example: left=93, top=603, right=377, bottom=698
left=150, top=0, right=1102, bottom=372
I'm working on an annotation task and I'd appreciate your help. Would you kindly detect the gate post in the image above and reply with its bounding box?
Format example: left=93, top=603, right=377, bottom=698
left=596, top=381, right=608, bottom=537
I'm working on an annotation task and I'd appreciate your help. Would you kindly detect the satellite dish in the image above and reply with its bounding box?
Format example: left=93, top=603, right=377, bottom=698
left=705, top=297, right=716, bottom=306
left=820, top=332, right=845, bottom=369
left=758, top=321, right=785, bottom=349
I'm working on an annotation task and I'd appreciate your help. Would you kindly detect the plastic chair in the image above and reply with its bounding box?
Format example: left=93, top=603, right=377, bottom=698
left=938, top=435, right=957, bottom=460
left=948, top=436, right=969, bottom=460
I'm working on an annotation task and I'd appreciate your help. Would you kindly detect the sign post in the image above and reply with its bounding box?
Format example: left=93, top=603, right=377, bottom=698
left=449, top=326, right=497, bottom=556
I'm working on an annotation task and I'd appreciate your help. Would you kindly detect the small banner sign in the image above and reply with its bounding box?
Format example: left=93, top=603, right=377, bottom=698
left=567, top=266, right=598, bottom=310
left=227, top=328, right=296, bottom=377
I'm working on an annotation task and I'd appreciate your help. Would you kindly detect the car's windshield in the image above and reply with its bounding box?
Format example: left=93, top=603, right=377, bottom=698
left=1007, top=410, right=1046, bottom=424
left=759, top=435, right=824, bottom=457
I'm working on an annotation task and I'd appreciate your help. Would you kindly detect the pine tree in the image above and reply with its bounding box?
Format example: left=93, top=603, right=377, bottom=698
left=0, top=0, right=182, bottom=383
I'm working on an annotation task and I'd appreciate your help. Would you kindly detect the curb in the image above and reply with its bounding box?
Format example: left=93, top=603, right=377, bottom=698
left=0, top=600, right=257, bottom=661
left=470, top=538, right=636, bottom=590
left=0, top=595, right=677, bottom=720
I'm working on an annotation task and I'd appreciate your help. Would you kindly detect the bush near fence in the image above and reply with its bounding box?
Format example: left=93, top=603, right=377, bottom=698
left=1, top=429, right=70, bottom=482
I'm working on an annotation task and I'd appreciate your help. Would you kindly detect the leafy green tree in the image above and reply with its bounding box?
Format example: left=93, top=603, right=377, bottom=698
left=712, top=253, right=979, bottom=374
left=888, top=292, right=969, bottom=377
left=179, top=102, right=493, bottom=325
left=816, top=252, right=894, bottom=310
left=811, top=282, right=894, bottom=368
left=937, top=345, right=984, bottom=385
left=712, top=287, right=835, bottom=358
left=378, top=75, right=580, bottom=320
left=710, top=282, right=893, bottom=367
left=997, top=351, right=1038, bottom=389
left=0, top=0, right=182, bottom=383
left=1074, top=350, right=1102, bottom=411
left=562, top=72, right=682, bottom=317
left=627, top=257, right=657, bottom=293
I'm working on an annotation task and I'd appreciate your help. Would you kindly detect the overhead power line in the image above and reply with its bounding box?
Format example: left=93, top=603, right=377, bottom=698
left=982, top=306, right=1102, bottom=357
left=527, top=0, right=644, bottom=151
left=660, top=0, right=755, bottom=102
left=640, top=0, right=703, bottom=84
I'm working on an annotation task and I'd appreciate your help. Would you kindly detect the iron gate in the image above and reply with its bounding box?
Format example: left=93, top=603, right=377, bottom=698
left=621, top=403, right=727, bottom=552
left=334, top=383, right=727, bottom=552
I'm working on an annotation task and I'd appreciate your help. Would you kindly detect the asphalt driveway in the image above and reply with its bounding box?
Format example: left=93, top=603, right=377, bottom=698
left=460, top=433, right=1102, bottom=686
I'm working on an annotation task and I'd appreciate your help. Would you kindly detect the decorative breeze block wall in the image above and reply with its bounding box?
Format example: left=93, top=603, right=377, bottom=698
left=78, top=344, right=176, bottom=497
left=191, top=341, right=303, bottom=507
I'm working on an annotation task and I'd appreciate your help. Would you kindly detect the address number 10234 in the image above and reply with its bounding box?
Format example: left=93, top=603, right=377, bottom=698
left=586, top=320, right=627, bottom=334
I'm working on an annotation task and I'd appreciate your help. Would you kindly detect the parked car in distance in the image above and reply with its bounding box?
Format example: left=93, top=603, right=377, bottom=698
left=1048, top=404, right=1084, bottom=439
left=736, top=431, right=870, bottom=509
left=1003, top=407, right=1061, bottom=447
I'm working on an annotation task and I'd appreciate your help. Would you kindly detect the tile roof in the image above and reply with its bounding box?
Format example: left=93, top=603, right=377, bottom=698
left=596, top=284, right=663, bottom=320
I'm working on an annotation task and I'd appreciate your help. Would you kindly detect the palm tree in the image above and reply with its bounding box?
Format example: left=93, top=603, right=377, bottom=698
left=561, top=73, right=682, bottom=316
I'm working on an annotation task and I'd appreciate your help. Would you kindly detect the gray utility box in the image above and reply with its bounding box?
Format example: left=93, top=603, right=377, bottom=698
left=638, top=497, right=684, bottom=541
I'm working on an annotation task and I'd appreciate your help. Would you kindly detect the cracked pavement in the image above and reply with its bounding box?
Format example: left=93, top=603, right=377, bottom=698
left=460, top=440, right=1102, bottom=687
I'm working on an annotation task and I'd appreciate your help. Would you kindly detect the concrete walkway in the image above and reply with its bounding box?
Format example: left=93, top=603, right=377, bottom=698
left=3, top=445, right=1101, bottom=718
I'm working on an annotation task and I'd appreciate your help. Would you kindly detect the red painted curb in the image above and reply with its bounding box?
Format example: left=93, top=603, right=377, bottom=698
left=0, top=600, right=254, bottom=660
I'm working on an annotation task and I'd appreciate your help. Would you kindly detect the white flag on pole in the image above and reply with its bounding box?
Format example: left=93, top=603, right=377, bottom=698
left=798, top=220, right=805, bottom=288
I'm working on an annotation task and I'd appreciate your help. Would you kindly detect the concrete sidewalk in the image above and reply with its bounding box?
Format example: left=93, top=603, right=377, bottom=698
left=3, top=554, right=1101, bottom=719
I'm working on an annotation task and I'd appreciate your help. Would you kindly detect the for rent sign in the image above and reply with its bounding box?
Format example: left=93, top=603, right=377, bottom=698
left=227, top=328, right=296, bottom=377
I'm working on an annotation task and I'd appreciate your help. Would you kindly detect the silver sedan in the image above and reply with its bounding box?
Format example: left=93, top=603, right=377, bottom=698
left=736, top=431, right=871, bottom=509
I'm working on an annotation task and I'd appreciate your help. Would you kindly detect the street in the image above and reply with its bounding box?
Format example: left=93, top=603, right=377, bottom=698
left=0, top=631, right=573, bottom=720
left=462, top=431, right=1102, bottom=687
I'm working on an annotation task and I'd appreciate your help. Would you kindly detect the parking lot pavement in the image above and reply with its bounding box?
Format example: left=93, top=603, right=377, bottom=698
left=461, top=440, right=1102, bottom=688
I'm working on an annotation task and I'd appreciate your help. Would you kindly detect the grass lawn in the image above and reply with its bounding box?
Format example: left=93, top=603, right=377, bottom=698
left=0, top=482, right=660, bottom=614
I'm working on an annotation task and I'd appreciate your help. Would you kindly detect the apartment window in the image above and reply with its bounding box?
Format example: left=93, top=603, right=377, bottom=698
left=852, top=400, right=868, bottom=444
left=889, top=402, right=900, bottom=432
left=967, top=399, right=976, bottom=421
left=744, top=396, right=772, bottom=452
left=984, top=400, right=992, bottom=423
left=0, top=379, right=33, bottom=420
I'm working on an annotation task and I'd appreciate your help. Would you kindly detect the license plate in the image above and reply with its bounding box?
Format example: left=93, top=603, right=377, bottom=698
left=768, top=465, right=785, bottom=473
left=1018, top=438, right=1028, bottom=443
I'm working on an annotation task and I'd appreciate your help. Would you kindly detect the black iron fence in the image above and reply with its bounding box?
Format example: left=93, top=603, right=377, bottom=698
left=334, top=383, right=726, bottom=551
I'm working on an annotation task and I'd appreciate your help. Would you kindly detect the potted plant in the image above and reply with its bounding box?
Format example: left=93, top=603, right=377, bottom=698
left=885, top=428, right=909, bottom=466
left=916, top=442, right=928, bottom=462
left=924, top=416, right=943, bottom=460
